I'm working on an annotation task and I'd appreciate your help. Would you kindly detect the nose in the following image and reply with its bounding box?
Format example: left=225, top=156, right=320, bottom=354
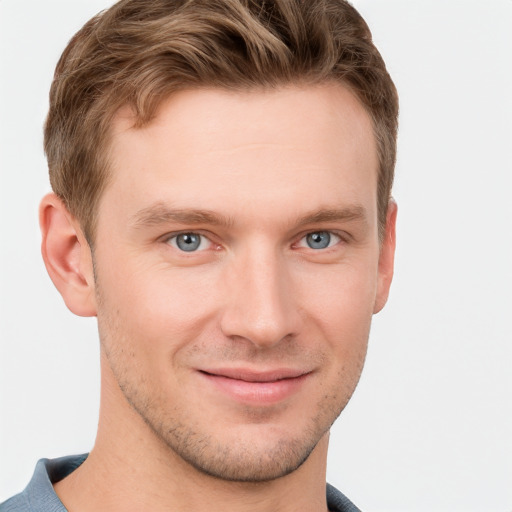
left=219, top=245, right=302, bottom=349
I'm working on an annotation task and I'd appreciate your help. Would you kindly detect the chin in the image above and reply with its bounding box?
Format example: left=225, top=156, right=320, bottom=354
left=158, top=425, right=324, bottom=483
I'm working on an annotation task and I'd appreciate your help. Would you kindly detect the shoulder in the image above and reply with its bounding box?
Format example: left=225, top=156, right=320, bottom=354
left=0, top=455, right=88, bottom=512
left=0, top=492, right=31, bottom=512
left=326, top=483, right=362, bottom=512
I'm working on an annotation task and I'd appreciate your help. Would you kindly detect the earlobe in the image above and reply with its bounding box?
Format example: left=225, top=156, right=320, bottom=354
left=373, top=199, right=397, bottom=314
left=39, top=193, right=97, bottom=317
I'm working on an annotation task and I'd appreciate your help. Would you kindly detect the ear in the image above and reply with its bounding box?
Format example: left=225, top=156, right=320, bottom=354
left=39, top=193, right=97, bottom=317
left=373, top=199, right=397, bottom=314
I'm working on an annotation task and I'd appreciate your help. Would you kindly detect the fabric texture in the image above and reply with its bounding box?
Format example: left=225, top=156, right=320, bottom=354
left=0, top=454, right=361, bottom=511
left=0, top=455, right=87, bottom=512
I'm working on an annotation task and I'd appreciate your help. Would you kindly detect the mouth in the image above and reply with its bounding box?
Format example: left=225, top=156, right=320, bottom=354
left=197, top=368, right=311, bottom=405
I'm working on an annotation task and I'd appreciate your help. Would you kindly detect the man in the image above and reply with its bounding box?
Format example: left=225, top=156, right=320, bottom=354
left=1, top=0, right=398, bottom=510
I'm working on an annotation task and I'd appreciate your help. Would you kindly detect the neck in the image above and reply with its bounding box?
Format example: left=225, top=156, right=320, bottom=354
left=54, top=358, right=330, bottom=512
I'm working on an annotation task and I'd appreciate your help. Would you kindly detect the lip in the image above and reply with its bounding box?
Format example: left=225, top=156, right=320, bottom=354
left=198, top=368, right=311, bottom=405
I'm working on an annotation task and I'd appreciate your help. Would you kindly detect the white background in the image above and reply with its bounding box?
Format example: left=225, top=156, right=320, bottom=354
left=0, top=1, right=511, bottom=511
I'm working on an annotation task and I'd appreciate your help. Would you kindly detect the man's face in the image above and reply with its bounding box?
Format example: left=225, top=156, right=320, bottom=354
left=91, top=84, right=393, bottom=481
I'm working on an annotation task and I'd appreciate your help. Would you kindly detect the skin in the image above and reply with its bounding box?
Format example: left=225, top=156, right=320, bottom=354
left=40, top=83, right=396, bottom=512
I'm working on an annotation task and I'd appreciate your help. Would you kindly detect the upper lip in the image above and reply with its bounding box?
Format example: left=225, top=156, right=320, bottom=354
left=199, top=368, right=310, bottom=383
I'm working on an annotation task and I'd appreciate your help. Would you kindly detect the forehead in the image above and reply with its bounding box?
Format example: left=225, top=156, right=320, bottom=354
left=112, top=83, right=375, bottom=157
left=103, top=84, right=378, bottom=229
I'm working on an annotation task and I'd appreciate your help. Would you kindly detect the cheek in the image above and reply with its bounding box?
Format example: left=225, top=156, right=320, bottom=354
left=295, top=260, right=377, bottom=373
left=297, top=259, right=378, bottom=326
left=96, top=259, right=223, bottom=357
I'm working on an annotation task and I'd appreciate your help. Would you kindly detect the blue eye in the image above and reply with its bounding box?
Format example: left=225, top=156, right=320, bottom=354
left=306, top=232, right=331, bottom=249
left=169, top=232, right=206, bottom=252
left=300, top=231, right=340, bottom=250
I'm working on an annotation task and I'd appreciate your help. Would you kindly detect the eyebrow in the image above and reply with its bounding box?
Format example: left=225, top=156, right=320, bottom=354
left=295, top=205, right=368, bottom=227
left=130, top=202, right=368, bottom=230
left=130, top=203, right=235, bottom=229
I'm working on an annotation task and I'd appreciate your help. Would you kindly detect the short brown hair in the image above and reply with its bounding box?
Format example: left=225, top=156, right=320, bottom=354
left=44, top=0, right=398, bottom=243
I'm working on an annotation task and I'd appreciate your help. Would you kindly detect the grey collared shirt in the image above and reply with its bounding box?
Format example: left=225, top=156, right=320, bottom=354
left=0, top=454, right=360, bottom=511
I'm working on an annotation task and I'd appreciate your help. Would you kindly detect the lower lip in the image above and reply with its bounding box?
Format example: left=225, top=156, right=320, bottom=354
left=199, top=372, right=309, bottom=405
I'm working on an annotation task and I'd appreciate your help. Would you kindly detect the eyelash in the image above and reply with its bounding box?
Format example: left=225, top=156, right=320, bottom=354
left=165, top=232, right=216, bottom=252
left=295, top=231, right=343, bottom=250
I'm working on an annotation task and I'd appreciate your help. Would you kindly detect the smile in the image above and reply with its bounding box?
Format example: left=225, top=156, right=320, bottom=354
left=198, top=368, right=311, bottom=405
